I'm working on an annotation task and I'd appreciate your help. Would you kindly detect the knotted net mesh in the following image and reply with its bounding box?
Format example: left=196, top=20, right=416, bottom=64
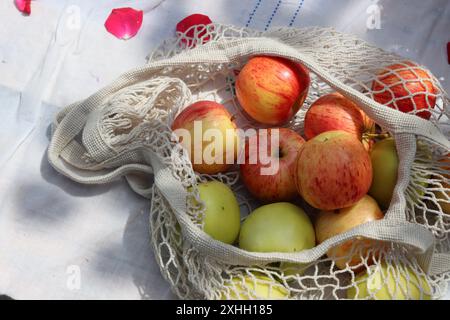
left=48, top=24, right=450, bottom=300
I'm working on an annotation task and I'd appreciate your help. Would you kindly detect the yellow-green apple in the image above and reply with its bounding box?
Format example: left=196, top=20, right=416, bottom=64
left=221, top=274, right=289, bottom=300
left=434, top=155, right=450, bottom=214
left=372, top=61, right=437, bottom=120
left=172, top=101, right=240, bottom=174
left=315, top=195, right=384, bottom=270
left=369, top=138, right=431, bottom=209
left=239, top=202, right=315, bottom=253
left=368, top=138, right=398, bottom=209
left=191, top=181, right=241, bottom=244
left=347, top=263, right=432, bottom=300
left=304, top=92, right=375, bottom=142
left=295, top=131, right=373, bottom=210
left=235, top=56, right=310, bottom=125
left=279, top=262, right=308, bottom=277
left=240, top=128, right=305, bottom=202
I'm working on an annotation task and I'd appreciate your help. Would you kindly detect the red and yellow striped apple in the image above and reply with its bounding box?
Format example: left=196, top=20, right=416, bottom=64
left=295, top=131, right=373, bottom=210
left=171, top=101, right=240, bottom=174
left=235, top=56, right=310, bottom=125
left=315, top=195, right=384, bottom=270
left=304, top=92, right=375, bottom=142
left=372, top=61, right=437, bottom=120
left=240, top=128, right=305, bottom=202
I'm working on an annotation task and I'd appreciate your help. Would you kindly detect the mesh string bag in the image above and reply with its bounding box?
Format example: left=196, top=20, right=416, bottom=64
left=48, top=24, right=450, bottom=300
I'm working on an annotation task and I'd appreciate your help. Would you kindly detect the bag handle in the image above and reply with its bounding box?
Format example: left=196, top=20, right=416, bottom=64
left=429, top=252, right=450, bottom=276
left=47, top=71, right=184, bottom=198
left=49, top=102, right=155, bottom=197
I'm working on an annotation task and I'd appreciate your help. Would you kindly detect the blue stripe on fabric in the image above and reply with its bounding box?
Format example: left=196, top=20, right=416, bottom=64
left=245, top=0, right=263, bottom=27
left=264, top=0, right=283, bottom=31
left=289, top=0, right=305, bottom=27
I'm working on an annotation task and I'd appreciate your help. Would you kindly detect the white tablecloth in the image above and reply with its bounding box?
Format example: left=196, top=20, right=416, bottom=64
left=0, top=0, right=449, bottom=300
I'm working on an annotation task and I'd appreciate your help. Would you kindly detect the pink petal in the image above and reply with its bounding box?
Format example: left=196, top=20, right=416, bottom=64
left=105, top=7, right=143, bottom=40
left=176, top=13, right=213, bottom=47
left=15, top=0, right=31, bottom=15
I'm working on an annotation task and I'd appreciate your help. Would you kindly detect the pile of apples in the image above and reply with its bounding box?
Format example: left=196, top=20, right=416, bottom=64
left=171, top=56, right=438, bottom=300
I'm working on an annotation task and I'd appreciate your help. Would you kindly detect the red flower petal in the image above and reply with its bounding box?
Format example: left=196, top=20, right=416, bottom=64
left=176, top=14, right=213, bottom=47
left=15, top=0, right=31, bottom=15
left=105, top=7, right=143, bottom=40
left=447, top=42, right=450, bottom=65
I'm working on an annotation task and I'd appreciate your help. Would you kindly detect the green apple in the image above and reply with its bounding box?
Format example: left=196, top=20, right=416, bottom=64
left=221, top=274, right=289, bottom=300
left=369, top=138, right=431, bottom=209
left=193, top=181, right=241, bottom=244
left=347, top=263, right=432, bottom=300
left=436, top=187, right=450, bottom=214
left=434, top=155, right=450, bottom=214
left=368, top=138, right=398, bottom=209
left=239, top=202, right=315, bottom=253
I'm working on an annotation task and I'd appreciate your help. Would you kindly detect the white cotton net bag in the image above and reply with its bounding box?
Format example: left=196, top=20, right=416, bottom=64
left=48, top=24, right=450, bottom=300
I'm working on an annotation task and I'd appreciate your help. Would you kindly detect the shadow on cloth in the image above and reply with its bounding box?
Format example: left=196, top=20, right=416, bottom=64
left=40, top=148, right=119, bottom=198
left=123, top=203, right=177, bottom=300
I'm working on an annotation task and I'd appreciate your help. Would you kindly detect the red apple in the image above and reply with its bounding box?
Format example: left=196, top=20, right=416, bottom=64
left=295, top=131, right=372, bottom=210
left=240, top=128, right=305, bottom=202
left=171, top=101, right=240, bottom=174
left=372, top=61, right=437, bottom=120
left=235, top=56, right=310, bottom=125
left=304, top=92, right=375, bottom=141
left=315, top=195, right=384, bottom=270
